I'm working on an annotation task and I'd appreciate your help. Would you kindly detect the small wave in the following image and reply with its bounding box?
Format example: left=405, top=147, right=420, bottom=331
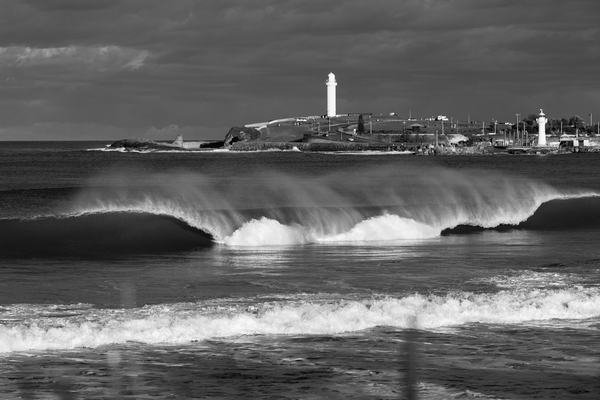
left=471, top=270, right=590, bottom=289
left=1, top=287, right=599, bottom=352
left=0, top=212, right=213, bottom=258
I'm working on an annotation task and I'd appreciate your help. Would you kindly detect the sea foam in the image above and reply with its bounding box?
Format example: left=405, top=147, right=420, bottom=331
left=1, top=287, right=599, bottom=353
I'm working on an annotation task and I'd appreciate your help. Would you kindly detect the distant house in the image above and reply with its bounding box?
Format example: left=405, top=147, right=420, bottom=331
left=410, top=123, right=424, bottom=132
left=560, top=137, right=590, bottom=148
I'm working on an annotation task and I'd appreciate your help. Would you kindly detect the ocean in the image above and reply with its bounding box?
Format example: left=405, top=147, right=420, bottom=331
left=0, top=141, right=599, bottom=399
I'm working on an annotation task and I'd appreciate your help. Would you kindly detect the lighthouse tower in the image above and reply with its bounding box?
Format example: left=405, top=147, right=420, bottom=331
left=326, top=72, right=337, bottom=117
left=536, top=109, right=548, bottom=146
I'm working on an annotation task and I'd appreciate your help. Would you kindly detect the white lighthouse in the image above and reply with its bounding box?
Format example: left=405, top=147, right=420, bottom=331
left=326, top=72, right=337, bottom=117
left=536, top=109, right=548, bottom=146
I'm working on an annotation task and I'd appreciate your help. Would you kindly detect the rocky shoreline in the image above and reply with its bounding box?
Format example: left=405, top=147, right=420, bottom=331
left=107, top=137, right=224, bottom=152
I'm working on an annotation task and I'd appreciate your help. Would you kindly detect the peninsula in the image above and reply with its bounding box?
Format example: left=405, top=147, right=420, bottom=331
left=218, top=108, right=600, bottom=154
left=108, top=112, right=600, bottom=154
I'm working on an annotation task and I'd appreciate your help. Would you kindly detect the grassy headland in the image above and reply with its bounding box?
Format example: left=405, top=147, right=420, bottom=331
left=224, top=115, right=502, bottom=153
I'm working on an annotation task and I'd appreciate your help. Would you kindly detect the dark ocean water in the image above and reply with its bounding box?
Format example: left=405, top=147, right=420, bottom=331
left=0, top=141, right=599, bottom=399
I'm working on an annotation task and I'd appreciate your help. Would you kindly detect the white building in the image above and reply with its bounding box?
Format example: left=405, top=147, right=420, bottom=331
left=326, top=72, right=337, bottom=117
left=536, top=109, right=548, bottom=146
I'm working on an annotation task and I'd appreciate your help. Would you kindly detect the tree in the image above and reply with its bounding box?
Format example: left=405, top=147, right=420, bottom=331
left=524, top=113, right=538, bottom=133
left=568, top=115, right=583, bottom=128
left=357, top=114, right=365, bottom=134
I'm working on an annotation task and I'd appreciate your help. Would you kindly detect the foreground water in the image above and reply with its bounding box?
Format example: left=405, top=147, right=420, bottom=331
left=0, top=141, right=599, bottom=399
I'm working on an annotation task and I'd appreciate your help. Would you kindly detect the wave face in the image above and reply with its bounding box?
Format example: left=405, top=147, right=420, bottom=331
left=443, top=196, right=600, bottom=234
left=0, top=213, right=213, bottom=258
left=520, top=196, right=600, bottom=229
left=4, top=166, right=599, bottom=253
left=1, top=284, right=599, bottom=352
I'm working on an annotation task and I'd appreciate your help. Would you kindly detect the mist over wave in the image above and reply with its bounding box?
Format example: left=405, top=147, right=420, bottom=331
left=60, top=165, right=598, bottom=247
left=1, top=286, right=599, bottom=353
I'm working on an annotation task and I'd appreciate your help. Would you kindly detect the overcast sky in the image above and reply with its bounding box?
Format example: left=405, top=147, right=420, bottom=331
left=1, top=0, right=599, bottom=140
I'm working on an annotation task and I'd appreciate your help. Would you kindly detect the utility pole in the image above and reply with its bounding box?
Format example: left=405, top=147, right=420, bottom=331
left=516, top=114, right=520, bottom=146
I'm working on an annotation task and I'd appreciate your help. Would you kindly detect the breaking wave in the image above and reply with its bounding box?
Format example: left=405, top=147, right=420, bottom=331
left=2, top=166, right=599, bottom=254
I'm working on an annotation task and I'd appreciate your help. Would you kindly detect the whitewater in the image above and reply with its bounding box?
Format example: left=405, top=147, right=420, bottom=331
left=2, top=284, right=599, bottom=353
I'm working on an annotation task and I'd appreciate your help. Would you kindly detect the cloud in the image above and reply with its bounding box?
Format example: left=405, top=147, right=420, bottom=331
left=0, top=122, right=138, bottom=141
left=0, top=45, right=149, bottom=71
left=23, top=0, right=119, bottom=12
left=0, top=0, right=599, bottom=140
left=143, top=124, right=218, bottom=140
left=0, top=122, right=227, bottom=141
left=144, top=124, right=181, bottom=139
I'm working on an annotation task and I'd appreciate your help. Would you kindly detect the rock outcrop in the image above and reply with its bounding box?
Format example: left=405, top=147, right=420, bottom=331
left=172, top=135, right=184, bottom=147
left=223, top=126, right=265, bottom=147
left=108, top=138, right=179, bottom=151
left=108, top=137, right=224, bottom=151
